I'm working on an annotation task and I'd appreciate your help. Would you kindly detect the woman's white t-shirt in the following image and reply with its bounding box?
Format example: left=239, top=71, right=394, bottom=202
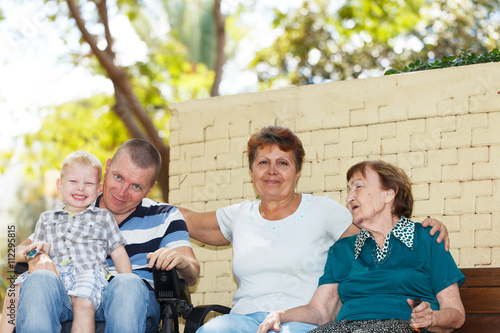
left=216, top=193, right=353, bottom=314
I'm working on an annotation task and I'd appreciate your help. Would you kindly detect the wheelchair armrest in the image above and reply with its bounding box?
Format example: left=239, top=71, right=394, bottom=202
left=14, top=262, right=28, bottom=275
left=184, top=304, right=231, bottom=333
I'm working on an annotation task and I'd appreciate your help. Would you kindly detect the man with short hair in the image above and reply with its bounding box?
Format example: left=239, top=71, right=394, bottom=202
left=16, top=139, right=200, bottom=333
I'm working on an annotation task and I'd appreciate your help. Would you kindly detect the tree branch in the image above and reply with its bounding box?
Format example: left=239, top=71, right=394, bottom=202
left=211, top=0, right=225, bottom=96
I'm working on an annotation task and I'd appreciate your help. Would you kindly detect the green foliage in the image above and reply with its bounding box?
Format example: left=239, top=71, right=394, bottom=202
left=384, top=48, right=500, bottom=74
left=250, top=0, right=500, bottom=88
left=19, top=94, right=129, bottom=179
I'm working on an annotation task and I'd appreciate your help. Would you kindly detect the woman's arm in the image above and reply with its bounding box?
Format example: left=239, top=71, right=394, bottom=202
left=110, top=245, right=133, bottom=273
left=177, top=207, right=229, bottom=246
left=408, top=283, right=465, bottom=333
left=257, top=284, right=340, bottom=333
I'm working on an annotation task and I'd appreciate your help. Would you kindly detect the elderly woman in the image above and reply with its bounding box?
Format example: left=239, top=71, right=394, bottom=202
left=180, top=127, right=449, bottom=333
left=258, top=160, right=465, bottom=333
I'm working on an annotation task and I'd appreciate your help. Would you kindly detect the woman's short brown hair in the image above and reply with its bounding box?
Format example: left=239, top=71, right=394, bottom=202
left=346, top=160, right=413, bottom=218
left=247, top=126, right=305, bottom=172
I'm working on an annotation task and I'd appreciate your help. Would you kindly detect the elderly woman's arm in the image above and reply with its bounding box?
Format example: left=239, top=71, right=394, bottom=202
left=178, top=207, right=230, bottom=246
left=408, top=283, right=465, bottom=333
left=257, top=284, right=341, bottom=333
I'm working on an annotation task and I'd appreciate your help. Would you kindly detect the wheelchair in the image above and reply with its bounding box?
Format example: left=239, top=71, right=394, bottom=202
left=13, top=263, right=230, bottom=333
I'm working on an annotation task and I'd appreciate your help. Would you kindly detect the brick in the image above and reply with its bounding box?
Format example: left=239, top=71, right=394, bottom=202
left=410, top=117, right=455, bottom=151
left=472, top=111, right=500, bottom=145
left=204, top=261, right=231, bottom=277
left=308, top=129, right=339, bottom=161
left=397, top=151, right=426, bottom=174
left=442, top=147, right=489, bottom=181
left=350, top=103, right=379, bottom=126
left=476, top=180, right=500, bottom=213
left=413, top=182, right=460, bottom=216
left=216, top=276, right=238, bottom=292
left=492, top=247, right=500, bottom=267
left=324, top=126, right=368, bottom=158
left=468, top=72, right=500, bottom=113
left=445, top=181, right=492, bottom=214
left=411, top=183, right=429, bottom=201
left=205, top=139, right=230, bottom=157
left=476, top=214, right=499, bottom=247
left=202, top=292, right=233, bottom=308
left=441, top=114, right=487, bottom=148
left=438, top=97, right=467, bottom=117
left=352, top=123, right=396, bottom=156
left=192, top=155, right=217, bottom=173
left=206, top=120, right=230, bottom=141
left=459, top=247, right=491, bottom=267
left=193, top=246, right=218, bottom=263
left=411, top=149, right=457, bottom=183
left=381, top=119, right=426, bottom=154
left=474, top=146, right=500, bottom=180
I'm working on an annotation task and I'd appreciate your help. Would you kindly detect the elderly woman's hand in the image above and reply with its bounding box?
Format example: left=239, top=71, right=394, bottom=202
left=408, top=298, right=433, bottom=330
left=257, top=311, right=285, bottom=333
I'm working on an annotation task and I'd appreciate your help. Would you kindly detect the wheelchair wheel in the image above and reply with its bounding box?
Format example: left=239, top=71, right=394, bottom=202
left=159, top=302, right=178, bottom=333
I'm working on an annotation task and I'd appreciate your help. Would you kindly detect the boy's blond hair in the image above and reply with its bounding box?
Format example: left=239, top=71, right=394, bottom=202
left=60, top=151, right=103, bottom=182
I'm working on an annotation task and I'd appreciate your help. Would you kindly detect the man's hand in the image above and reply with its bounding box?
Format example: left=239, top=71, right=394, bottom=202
left=422, top=217, right=450, bottom=251
left=27, top=253, right=59, bottom=276
left=146, top=247, right=200, bottom=286
left=23, top=241, right=51, bottom=256
left=147, top=248, right=189, bottom=271
left=23, top=241, right=59, bottom=276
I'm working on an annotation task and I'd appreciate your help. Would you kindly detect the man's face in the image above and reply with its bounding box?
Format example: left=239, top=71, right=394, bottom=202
left=101, top=152, right=156, bottom=223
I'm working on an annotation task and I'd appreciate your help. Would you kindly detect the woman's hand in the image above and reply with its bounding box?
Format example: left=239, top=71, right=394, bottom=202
left=257, top=311, right=285, bottom=333
left=408, top=298, right=433, bottom=329
left=421, top=217, right=450, bottom=251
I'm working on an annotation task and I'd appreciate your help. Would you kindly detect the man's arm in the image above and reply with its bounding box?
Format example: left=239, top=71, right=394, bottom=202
left=110, top=245, right=133, bottom=273
left=146, top=246, right=200, bottom=286
left=178, top=207, right=229, bottom=246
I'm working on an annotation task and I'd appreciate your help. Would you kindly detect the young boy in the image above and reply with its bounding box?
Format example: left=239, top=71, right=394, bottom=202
left=11, top=151, right=132, bottom=333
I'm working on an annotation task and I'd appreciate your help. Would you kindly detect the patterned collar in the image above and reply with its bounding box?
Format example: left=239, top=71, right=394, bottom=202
left=354, top=216, right=415, bottom=261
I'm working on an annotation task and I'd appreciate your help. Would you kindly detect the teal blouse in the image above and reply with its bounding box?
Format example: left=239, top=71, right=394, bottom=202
left=319, top=217, right=465, bottom=321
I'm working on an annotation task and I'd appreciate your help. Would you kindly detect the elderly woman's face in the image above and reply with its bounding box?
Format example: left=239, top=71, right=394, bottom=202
left=251, top=144, right=299, bottom=201
left=346, top=167, right=394, bottom=227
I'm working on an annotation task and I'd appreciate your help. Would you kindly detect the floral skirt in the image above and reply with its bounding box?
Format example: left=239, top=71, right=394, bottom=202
left=309, top=319, right=421, bottom=333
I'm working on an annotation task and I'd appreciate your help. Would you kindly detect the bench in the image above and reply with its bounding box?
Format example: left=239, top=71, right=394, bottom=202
left=456, top=267, right=500, bottom=332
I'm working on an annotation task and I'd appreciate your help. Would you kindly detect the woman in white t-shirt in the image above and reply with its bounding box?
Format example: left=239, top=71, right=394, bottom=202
left=180, top=126, right=448, bottom=333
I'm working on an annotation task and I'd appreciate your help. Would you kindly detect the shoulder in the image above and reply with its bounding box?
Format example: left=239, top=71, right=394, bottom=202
left=217, top=200, right=254, bottom=215
left=136, top=198, right=180, bottom=217
left=328, top=235, right=356, bottom=257
left=307, top=194, right=352, bottom=222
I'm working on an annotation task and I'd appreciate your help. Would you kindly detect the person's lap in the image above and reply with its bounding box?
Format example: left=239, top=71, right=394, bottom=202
left=97, top=273, right=160, bottom=333
left=17, top=271, right=159, bottom=333
left=195, top=312, right=317, bottom=333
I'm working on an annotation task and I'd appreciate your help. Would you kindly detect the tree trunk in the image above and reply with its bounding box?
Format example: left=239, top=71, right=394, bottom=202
left=66, top=0, right=170, bottom=201
left=211, top=0, right=225, bottom=97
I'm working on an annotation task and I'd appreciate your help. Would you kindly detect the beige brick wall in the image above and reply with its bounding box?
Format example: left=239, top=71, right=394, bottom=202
left=169, top=63, right=500, bottom=307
